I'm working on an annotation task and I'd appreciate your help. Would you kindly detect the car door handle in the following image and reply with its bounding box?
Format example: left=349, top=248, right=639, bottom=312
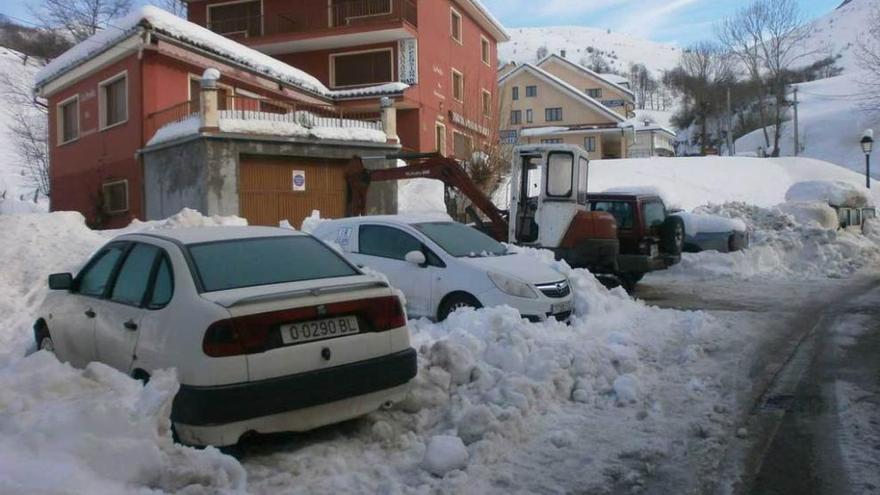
left=84, top=308, right=96, bottom=318
left=123, top=319, right=138, bottom=331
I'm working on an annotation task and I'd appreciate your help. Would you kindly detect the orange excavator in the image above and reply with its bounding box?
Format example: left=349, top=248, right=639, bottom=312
left=345, top=145, right=619, bottom=273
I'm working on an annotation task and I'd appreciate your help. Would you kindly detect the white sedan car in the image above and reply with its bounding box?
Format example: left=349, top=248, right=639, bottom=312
left=312, top=216, right=573, bottom=322
left=34, top=227, right=416, bottom=447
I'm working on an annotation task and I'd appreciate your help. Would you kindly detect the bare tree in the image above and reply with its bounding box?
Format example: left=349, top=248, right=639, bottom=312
left=856, top=5, right=880, bottom=114
left=717, top=0, right=811, bottom=156
left=0, top=55, right=49, bottom=198
left=2, top=64, right=48, bottom=196
left=665, top=42, right=735, bottom=154
left=29, top=0, right=133, bottom=43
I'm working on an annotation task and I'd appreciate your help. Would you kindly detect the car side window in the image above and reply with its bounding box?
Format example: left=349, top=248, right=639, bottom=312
left=77, top=245, right=127, bottom=297
left=359, top=225, right=423, bottom=261
left=643, top=201, right=666, bottom=228
left=147, top=256, right=173, bottom=309
left=110, top=243, right=160, bottom=307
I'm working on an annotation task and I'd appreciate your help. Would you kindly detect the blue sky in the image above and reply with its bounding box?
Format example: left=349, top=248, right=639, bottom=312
left=1, top=0, right=844, bottom=46
left=482, top=0, right=843, bottom=45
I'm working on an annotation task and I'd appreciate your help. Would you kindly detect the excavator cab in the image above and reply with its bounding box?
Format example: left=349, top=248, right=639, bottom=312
left=509, top=144, right=619, bottom=271
left=511, top=145, right=588, bottom=246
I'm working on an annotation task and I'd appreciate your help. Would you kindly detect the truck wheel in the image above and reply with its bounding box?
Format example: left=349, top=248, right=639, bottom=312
left=661, top=216, right=685, bottom=256
left=438, top=293, right=482, bottom=321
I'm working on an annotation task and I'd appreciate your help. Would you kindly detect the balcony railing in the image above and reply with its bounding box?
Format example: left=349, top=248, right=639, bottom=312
left=207, top=0, right=417, bottom=40
left=145, top=95, right=383, bottom=144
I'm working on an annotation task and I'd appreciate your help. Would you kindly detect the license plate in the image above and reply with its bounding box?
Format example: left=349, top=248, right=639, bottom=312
left=281, top=316, right=360, bottom=344
left=551, top=301, right=572, bottom=314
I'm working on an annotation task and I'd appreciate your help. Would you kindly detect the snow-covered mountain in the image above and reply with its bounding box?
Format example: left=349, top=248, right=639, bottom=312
left=800, top=0, right=877, bottom=73
left=499, top=26, right=681, bottom=76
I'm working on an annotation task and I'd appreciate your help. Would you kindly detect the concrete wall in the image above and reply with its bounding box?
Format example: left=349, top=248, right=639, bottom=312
left=142, top=134, right=400, bottom=221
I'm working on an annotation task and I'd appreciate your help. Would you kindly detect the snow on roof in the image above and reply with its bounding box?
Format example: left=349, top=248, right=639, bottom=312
left=457, top=0, right=510, bottom=42
left=785, top=180, right=874, bottom=207
left=535, top=54, right=636, bottom=99
left=599, top=73, right=630, bottom=86
left=35, top=6, right=407, bottom=100
left=499, top=64, right=624, bottom=123
left=520, top=126, right=569, bottom=137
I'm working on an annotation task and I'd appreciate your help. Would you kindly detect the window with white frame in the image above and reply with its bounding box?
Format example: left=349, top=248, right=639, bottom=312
left=526, top=109, right=533, bottom=123
left=452, top=70, right=464, bottom=102
left=586, top=88, right=602, bottom=98
left=453, top=131, right=472, bottom=159
left=545, top=107, right=563, bottom=122
left=450, top=8, right=462, bottom=43
left=512, top=86, right=519, bottom=100
left=100, top=72, right=128, bottom=129
left=481, top=36, right=490, bottom=65
left=58, top=96, right=79, bottom=145
left=541, top=138, right=563, bottom=144
left=525, top=85, right=537, bottom=97
left=510, top=110, right=521, bottom=125
left=102, top=179, right=129, bottom=214
left=435, top=122, right=447, bottom=155
left=481, top=89, right=491, bottom=116
left=585, top=136, right=597, bottom=152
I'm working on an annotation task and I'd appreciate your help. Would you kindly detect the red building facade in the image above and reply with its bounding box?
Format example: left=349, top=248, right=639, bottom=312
left=185, top=0, right=509, bottom=156
left=37, top=2, right=507, bottom=228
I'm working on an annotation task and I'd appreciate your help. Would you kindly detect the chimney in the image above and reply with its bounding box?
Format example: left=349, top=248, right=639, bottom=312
left=560, top=49, right=567, bottom=58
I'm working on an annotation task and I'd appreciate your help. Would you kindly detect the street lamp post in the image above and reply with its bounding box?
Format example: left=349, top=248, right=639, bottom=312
left=862, top=129, right=874, bottom=189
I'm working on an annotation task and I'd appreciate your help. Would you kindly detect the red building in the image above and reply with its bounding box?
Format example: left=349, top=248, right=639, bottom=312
left=35, top=2, right=507, bottom=228
left=185, top=0, right=509, bottom=156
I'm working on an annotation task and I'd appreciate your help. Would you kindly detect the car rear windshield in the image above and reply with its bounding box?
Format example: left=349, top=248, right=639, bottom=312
left=591, top=201, right=634, bottom=229
left=413, top=222, right=508, bottom=257
left=188, top=236, right=359, bottom=292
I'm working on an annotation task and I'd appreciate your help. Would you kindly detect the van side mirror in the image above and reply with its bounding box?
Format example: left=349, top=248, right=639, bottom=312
left=48, top=273, right=73, bottom=290
left=404, top=250, right=427, bottom=267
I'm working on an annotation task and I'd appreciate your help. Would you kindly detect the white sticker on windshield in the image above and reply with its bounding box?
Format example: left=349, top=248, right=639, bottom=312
left=335, top=227, right=352, bottom=248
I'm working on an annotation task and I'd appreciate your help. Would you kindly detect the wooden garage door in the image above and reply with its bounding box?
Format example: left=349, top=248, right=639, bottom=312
left=239, top=156, right=348, bottom=227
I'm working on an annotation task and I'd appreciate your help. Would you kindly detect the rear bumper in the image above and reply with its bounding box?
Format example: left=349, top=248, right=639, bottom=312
left=171, top=347, right=418, bottom=427
left=617, top=254, right=680, bottom=273
left=553, top=238, right=619, bottom=272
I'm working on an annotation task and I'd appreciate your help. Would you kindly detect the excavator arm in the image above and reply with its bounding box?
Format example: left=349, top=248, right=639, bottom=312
left=345, top=152, right=509, bottom=241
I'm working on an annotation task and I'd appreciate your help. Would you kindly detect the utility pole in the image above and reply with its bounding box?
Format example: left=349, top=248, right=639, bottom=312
left=727, top=87, right=734, bottom=156
left=792, top=86, right=799, bottom=156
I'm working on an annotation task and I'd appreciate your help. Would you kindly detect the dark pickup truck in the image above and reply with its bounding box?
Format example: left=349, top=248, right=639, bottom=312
left=586, top=193, right=684, bottom=289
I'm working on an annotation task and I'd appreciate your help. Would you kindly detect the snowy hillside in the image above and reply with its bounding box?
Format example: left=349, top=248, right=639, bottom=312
left=799, top=0, right=877, bottom=73
left=499, top=26, right=681, bottom=76
left=0, top=47, right=42, bottom=201
left=736, top=72, right=880, bottom=178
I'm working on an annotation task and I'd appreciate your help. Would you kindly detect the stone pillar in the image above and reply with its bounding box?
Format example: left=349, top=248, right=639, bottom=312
left=200, top=68, right=220, bottom=130
left=381, top=96, right=399, bottom=144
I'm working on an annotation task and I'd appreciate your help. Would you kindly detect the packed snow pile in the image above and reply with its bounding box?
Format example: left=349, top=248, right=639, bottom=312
left=589, top=156, right=880, bottom=210
left=0, top=357, right=246, bottom=494
left=245, top=250, right=746, bottom=493
left=785, top=180, right=873, bottom=208
left=657, top=201, right=880, bottom=281
left=0, top=199, right=46, bottom=215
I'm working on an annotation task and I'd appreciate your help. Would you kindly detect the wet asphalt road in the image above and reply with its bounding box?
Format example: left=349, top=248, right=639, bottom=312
left=635, top=275, right=880, bottom=495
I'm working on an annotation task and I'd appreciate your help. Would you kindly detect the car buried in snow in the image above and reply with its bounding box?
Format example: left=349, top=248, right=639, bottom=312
left=312, top=216, right=574, bottom=322
left=33, top=226, right=417, bottom=447
left=672, top=211, right=750, bottom=253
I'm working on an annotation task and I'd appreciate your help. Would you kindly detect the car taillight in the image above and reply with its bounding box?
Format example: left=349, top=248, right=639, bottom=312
left=363, top=295, right=407, bottom=331
left=203, top=319, right=244, bottom=357
left=202, top=295, right=407, bottom=357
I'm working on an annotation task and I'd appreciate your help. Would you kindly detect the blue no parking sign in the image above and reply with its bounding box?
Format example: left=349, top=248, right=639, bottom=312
left=292, top=170, right=306, bottom=191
